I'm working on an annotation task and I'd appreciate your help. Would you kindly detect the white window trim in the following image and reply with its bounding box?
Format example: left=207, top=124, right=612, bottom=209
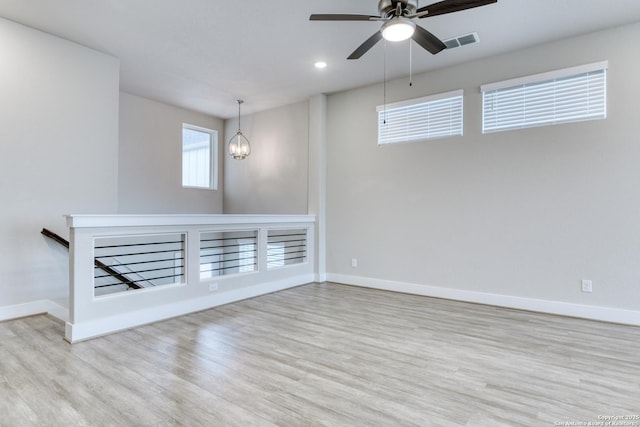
left=480, top=61, right=608, bottom=93
left=182, top=123, right=218, bottom=190
left=376, top=89, right=464, bottom=146
left=376, top=89, right=464, bottom=112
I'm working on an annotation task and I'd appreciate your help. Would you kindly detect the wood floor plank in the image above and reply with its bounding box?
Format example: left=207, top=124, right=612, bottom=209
left=1, top=282, right=639, bottom=426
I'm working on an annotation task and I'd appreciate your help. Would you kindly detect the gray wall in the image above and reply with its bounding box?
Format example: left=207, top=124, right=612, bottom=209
left=118, top=92, right=224, bottom=214
left=326, top=22, right=640, bottom=311
left=3, top=14, right=638, bottom=320
left=0, top=18, right=120, bottom=308
left=224, top=101, right=309, bottom=214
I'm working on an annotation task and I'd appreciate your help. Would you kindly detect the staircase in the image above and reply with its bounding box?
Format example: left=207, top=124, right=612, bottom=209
left=41, top=228, right=144, bottom=292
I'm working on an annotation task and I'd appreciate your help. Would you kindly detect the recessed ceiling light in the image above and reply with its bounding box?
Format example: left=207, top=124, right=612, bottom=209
left=314, top=61, right=327, bottom=69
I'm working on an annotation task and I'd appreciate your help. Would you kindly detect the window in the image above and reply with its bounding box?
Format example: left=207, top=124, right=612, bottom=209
left=482, top=61, right=607, bottom=133
left=377, top=89, right=463, bottom=145
left=182, top=124, right=217, bottom=189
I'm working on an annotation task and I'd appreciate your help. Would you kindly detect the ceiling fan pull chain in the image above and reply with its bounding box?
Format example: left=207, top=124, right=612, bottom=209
left=409, top=40, right=413, bottom=87
left=383, top=40, right=387, bottom=125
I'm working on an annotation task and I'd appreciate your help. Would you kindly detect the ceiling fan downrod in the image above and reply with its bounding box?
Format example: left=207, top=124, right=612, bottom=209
left=377, top=0, right=418, bottom=18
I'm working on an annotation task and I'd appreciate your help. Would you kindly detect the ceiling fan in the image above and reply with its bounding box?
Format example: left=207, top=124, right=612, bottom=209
left=310, top=0, right=497, bottom=59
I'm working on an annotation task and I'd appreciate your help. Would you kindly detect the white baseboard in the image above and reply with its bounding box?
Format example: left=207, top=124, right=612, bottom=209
left=327, top=273, right=640, bottom=326
left=9, top=273, right=637, bottom=341
left=65, top=273, right=314, bottom=343
left=46, top=301, right=70, bottom=322
left=0, top=300, right=69, bottom=323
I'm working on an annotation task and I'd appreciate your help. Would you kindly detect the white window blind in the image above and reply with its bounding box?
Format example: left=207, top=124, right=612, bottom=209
left=377, top=90, right=463, bottom=145
left=482, top=61, right=607, bottom=133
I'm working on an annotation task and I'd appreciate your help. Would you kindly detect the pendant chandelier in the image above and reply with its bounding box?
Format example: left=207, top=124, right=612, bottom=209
left=228, top=100, right=251, bottom=160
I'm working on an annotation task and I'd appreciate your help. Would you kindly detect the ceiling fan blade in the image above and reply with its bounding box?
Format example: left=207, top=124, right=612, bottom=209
left=417, top=0, right=497, bottom=18
left=412, top=25, right=447, bottom=54
left=347, top=31, right=383, bottom=59
left=310, top=14, right=379, bottom=21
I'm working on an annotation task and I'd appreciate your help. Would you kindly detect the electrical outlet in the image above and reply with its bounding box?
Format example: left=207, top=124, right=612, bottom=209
left=581, top=279, right=592, bottom=293
left=351, top=258, right=358, bottom=268
left=208, top=282, right=218, bottom=292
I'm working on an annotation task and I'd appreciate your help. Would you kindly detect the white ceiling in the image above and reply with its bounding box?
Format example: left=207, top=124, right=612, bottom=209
left=1, top=0, right=640, bottom=118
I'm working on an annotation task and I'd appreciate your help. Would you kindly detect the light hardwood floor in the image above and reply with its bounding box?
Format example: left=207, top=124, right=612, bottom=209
left=1, top=282, right=639, bottom=426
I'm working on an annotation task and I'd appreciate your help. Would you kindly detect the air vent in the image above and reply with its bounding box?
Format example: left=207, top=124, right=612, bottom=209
left=444, top=32, right=479, bottom=49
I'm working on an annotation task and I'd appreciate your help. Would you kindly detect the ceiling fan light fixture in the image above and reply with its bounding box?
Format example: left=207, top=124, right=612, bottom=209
left=381, top=17, right=416, bottom=42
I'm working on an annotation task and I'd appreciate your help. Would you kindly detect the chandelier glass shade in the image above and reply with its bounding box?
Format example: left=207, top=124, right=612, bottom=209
left=228, top=100, right=251, bottom=160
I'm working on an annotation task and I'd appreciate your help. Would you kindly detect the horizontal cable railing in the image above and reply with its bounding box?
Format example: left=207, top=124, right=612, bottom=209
left=200, top=230, right=257, bottom=279
left=64, top=214, right=315, bottom=343
left=93, top=233, right=185, bottom=296
left=267, top=229, right=307, bottom=269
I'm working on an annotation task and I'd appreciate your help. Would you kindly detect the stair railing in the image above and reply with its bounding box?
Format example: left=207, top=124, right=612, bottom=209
left=41, top=228, right=143, bottom=290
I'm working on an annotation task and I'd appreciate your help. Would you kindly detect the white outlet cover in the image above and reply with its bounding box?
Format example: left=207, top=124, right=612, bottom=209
left=581, top=279, right=592, bottom=293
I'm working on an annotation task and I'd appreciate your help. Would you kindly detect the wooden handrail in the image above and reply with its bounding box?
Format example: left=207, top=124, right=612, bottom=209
left=41, top=228, right=142, bottom=290
left=41, top=227, right=69, bottom=248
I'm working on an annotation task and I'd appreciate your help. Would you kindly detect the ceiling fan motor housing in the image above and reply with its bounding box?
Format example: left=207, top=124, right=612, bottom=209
left=378, top=0, right=418, bottom=17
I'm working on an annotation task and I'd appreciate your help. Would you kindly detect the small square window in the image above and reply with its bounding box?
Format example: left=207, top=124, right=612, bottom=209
left=182, top=124, right=217, bottom=189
